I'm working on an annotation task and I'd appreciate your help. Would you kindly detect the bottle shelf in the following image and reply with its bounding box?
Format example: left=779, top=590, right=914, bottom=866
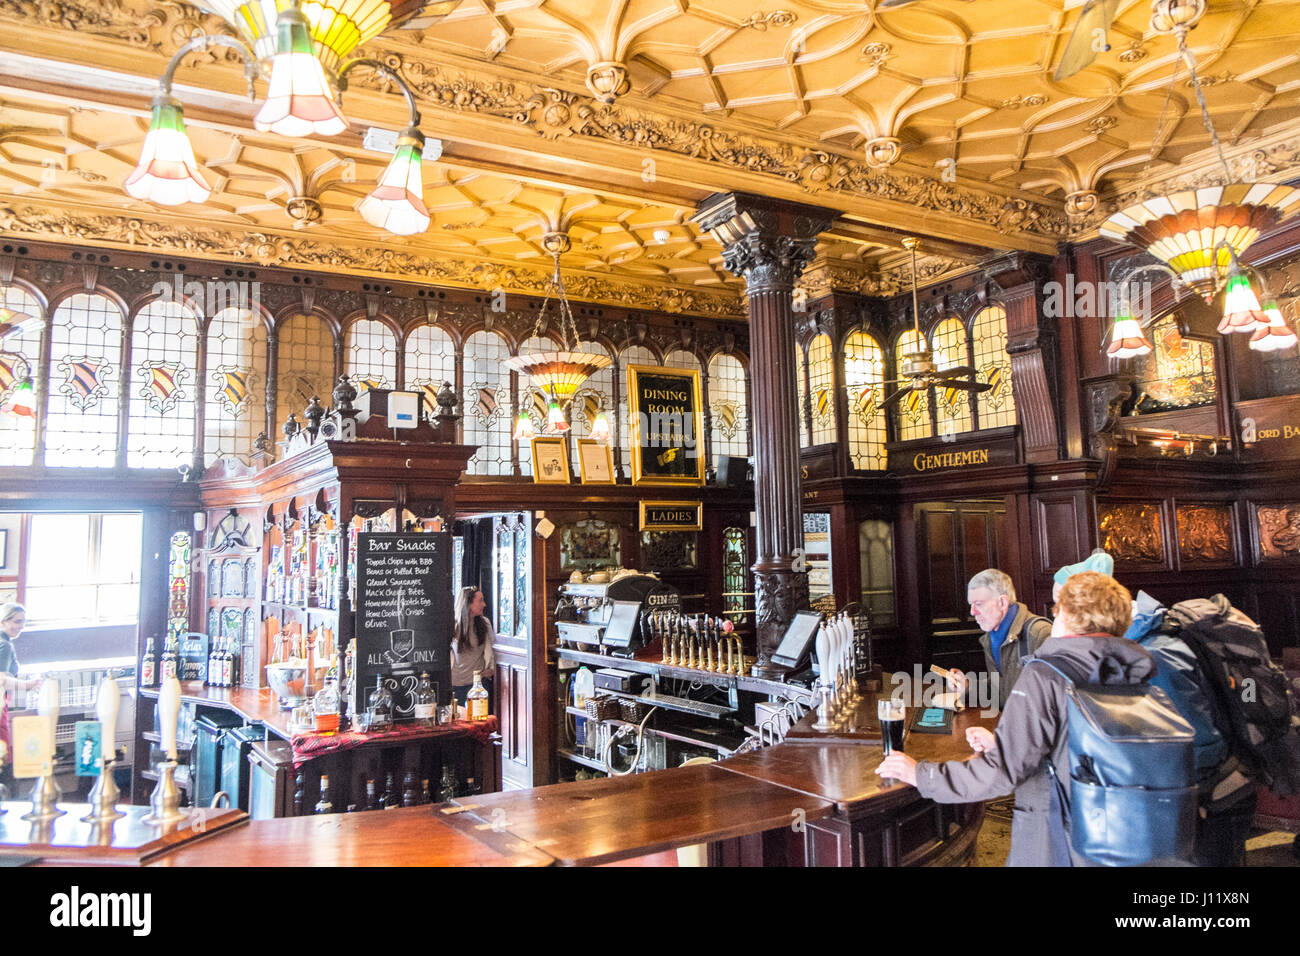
left=556, top=748, right=608, bottom=773
left=564, top=706, right=735, bottom=754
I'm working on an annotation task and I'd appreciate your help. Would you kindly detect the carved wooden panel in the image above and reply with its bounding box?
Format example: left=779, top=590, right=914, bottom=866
left=1257, top=503, right=1300, bottom=561
left=1035, top=495, right=1084, bottom=574
left=1098, top=502, right=1166, bottom=568
left=1175, top=503, right=1235, bottom=566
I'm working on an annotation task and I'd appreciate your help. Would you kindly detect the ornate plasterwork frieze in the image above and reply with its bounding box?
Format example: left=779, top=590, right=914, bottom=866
left=0, top=0, right=1072, bottom=246
left=800, top=254, right=974, bottom=299
left=0, top=203, right=747, bottom=319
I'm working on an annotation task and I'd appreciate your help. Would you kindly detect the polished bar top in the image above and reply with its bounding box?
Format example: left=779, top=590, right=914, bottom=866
left=0, top=803, right=246, bottom=865
left=443, top=762, right=835, bottom=866
left=718, top=702, right=997, bottom=811
left=151, top=805, right=552, bottom=867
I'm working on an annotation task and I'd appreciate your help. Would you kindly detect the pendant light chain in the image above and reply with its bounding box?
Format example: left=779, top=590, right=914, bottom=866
left=1177, top=29, right=1235, bottom=185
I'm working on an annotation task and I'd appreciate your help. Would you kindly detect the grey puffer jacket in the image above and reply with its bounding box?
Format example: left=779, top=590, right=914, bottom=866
left=915, top=635, right=1157, bottom=867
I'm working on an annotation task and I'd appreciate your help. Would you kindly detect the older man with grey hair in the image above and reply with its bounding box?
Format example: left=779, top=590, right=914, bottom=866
left=953, top=569, right=1051, bottom=709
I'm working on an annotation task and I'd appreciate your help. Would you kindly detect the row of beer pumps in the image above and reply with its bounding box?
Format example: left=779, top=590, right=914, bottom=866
left=651, top=612, right=749, bottom=675
left=813, top=612, right=860, bottom=730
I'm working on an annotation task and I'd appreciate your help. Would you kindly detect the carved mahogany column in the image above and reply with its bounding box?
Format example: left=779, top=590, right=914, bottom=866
left=693, top=193, right=838, bottom=670
left=982, top=252, right=1061, bottom=464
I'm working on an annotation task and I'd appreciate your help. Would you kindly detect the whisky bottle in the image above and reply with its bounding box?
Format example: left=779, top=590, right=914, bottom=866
left=402, top=771, right=419, bottom=807
left=314, top=774, right=333, bottom=814
left=364, top=777, right=379, bottom=812
left=413, top=672, right=436, bottom=726
left=438, top=766, right=456, bottom=803
left=381, top=772, right=399, bottom=809
left=421, top=777, right=433, bottom=805
left=368, top=675, right=393, bottom=731
left=467, top=670, right=489, bottom=721
left=141, top=638, right=156, bottom=688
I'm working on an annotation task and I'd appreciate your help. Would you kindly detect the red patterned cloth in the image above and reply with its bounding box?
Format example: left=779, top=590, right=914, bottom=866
left=291, top=716, right=498, bottom=769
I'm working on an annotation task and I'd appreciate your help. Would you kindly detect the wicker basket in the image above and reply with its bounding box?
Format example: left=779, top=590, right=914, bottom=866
left=619, top=698, right=651, bottom=724
left=585, top=695, right=621, bottom=721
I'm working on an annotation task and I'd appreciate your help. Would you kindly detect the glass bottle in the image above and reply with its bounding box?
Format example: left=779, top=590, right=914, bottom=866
left=314, top=774, right=333, bottom=814
left=413, top=672, right=436, bottom=726
left=367, top=675, right=392, bottom=731
left=141, top=638, right=156, bottom=688
left=205, top=639, right=217, bottom=687
left=364, top=778, right=379, bottom=812
left=402, top=771, right=419, bottom=807
left=438, top=765, right=456, bottom=803
left=467, top=670, right=489, bottom=721
left=222, top=638, right=234, bottom=688
left=381, top=772, right=399, bottom=809
left=421, top=777, right=433, bottom=805
left=161, top=636, right=177, bottom=682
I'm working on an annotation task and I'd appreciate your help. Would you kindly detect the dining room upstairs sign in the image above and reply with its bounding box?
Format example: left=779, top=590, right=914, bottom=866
left=627, top=364, right=705, bottom=486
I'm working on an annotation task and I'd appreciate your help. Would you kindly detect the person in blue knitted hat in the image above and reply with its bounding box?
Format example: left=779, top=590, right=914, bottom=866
left=1051, top=550, right=1114, bottom=602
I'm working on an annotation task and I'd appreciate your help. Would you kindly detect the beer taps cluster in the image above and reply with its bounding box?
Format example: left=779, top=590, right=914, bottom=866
left=651, top=612, right=748, bottom=675
left=813, top=612, right=859, bottom=730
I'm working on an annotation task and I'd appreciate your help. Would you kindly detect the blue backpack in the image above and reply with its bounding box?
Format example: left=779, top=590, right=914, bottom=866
left=1028, top=659, right=1199, bottom=866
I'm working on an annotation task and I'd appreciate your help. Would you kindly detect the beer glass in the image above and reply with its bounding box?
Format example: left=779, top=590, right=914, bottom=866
left=878, top=697, right=906, bottom=755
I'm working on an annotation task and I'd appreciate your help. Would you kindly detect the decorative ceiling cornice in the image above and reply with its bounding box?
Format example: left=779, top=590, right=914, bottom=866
left=801, top=254, right=974, bottom=299
left=0, top=200, right=747, bottom=319
left=0, top=0, right=1073, bottom=251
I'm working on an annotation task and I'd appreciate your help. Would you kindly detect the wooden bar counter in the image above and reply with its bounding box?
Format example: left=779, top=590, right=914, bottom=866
left=0, top=804, right=246, bottom=866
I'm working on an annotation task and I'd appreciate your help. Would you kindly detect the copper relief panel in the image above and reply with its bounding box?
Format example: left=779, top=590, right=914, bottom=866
left=1258, top=504, right=1300, bottom=560
left=1098, top=502, right=1165, bottom=566
left=1175, top=504, right=1234, bottom=565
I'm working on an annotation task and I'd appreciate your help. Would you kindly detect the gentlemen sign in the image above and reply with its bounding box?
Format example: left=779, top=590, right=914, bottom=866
left=627, top=365, right=705, bottom=485
left=889, top=434, right=1017, bottom=474
left=640, top=501, right=703, bottom=532
left=354, top=532, right=452, bottom=716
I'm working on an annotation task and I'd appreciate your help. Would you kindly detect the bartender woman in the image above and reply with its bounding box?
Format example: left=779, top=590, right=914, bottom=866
left=451, top=588, right=495, bottom=711
left=1, top=603, right=42, bottom=784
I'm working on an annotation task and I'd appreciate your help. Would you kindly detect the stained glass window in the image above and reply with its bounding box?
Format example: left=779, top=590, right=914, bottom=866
left=708, top=353, right=749, bottom=462
left=345, top=318, right=397, bottom=392
left=517, top=335, right=561, bottom=477
left=796, top=342, right=810, bottom=446
left=932, top=317, right=973, bottom=438
left=127, top=299, right=199, bottom=469
left=808, top=334, right=837, bottom=445
left=205, top=307, right=267, bottom=466
left=617, top=344, right=656, bottom=474
left=723, top=526, right=749, bottom=622
left=464, top=329, right=512, bottom=476
left=569, top=340, right=614, bottom=445
left=0, top=285, right=43, bottom=466
left=663, top=349, right=700, bottom=372
left=1130, top=315, right=1218, bottom=413
left=894, top=329, right=933, bottom=442
left=275, top=313, right=335, bottom=429
left=45, top=293, right=124, bottom=468
left=168, top=531, right=191, bottom=647
left=972, top=306, right=1017, bottom=429
left=404, top=323, right=457, bottom=418
left=843, top=331, right=887, bottom=471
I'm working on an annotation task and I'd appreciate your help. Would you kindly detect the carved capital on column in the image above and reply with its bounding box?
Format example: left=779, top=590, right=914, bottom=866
left=753, top=567, right=811, bottom=661
left=692, top=192, right=838, bottom=291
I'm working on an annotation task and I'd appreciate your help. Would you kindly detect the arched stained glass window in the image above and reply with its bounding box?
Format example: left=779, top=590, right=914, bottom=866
left=932, top=317, right=973, bottom=438
left=275, top=314, right=335, bottom=429
left=127, top=299, right=200, bottom=469
left=663, top=349, right=700, bottom=372
left=708, top=353, right=749, bottom=462
left=844, top=331, right=886, bottom=471
left=205, top=307, right=267, bottom=466
left=517, top=335, right=561, bottom=477
left=808, top=334, right=837, bottom=445
left=404, top=324, right=457, bottom=417
left=464, top=329, right=512, bottom=476
left=618, top=345, right=656, bottom=474
left=895, top=329, right=932, bottom=442
left=796, top=343, right=810, bottom=446
left=0, top=286, right=43, bottom=467
left=345, top=318, right=397, bottom=391
left=46, top=293, right=124, bottom=468
left=972, top=306, right=1018, bottom=428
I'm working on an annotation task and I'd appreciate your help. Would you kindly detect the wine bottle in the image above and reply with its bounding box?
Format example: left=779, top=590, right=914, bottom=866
left=314, top=774, right=333, bottom=814
left=141, top=638, right=156, bottom=688
left=381, top=772, right=399, bottom=809
left=364, top=777, right=379, bottom=812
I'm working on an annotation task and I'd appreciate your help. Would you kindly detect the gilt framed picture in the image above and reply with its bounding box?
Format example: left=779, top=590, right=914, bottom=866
left=626, top=364, right=705, bottom=486
left=530, top=437, right=571, bottom=484
left=577, top=439, right=615, bottom=484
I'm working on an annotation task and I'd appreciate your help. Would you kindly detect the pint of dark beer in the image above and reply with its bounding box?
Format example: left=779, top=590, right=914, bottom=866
left=878, top=698, right=906, bottom=755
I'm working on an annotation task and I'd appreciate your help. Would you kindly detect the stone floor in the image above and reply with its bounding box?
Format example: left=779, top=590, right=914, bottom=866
left=972, top=797, right=1300, bottom=867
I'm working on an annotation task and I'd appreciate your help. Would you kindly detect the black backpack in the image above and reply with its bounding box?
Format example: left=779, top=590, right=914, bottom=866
left=1028, top=658, right=1198, bottom=866
left=1164, top=595, right=1300, bottom=795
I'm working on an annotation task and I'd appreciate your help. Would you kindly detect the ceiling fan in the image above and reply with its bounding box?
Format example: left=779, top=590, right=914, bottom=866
left=874, top=237, right=991, bottom=413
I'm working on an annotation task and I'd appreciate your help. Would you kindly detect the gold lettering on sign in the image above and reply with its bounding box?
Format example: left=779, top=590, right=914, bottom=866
left=911, top=448, right=991, bottom=471
left=803, top=490, right=819, bottom=500
left=1257, top=503, right=1300, bottom=560
left=1098, top=503, right=1164, bottom=565
left=1175, top=504, right=1233, bottom=564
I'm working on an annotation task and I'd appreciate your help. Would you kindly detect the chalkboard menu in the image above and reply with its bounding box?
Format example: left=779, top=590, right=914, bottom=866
left=354, top=532, right=453, bottom=718
left=627, top=364, right=705, bottom=485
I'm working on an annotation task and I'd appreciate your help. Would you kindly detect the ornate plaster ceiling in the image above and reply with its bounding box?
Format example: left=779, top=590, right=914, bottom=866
left=0, top=0, right=1299, bottom=313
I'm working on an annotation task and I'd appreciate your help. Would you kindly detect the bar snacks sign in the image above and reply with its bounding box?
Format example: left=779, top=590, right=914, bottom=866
left=627, top=365, right=705, bottom=485
left=354, top=532, right=452, bottom=716
left=639, top=501, right=703, bottom=532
